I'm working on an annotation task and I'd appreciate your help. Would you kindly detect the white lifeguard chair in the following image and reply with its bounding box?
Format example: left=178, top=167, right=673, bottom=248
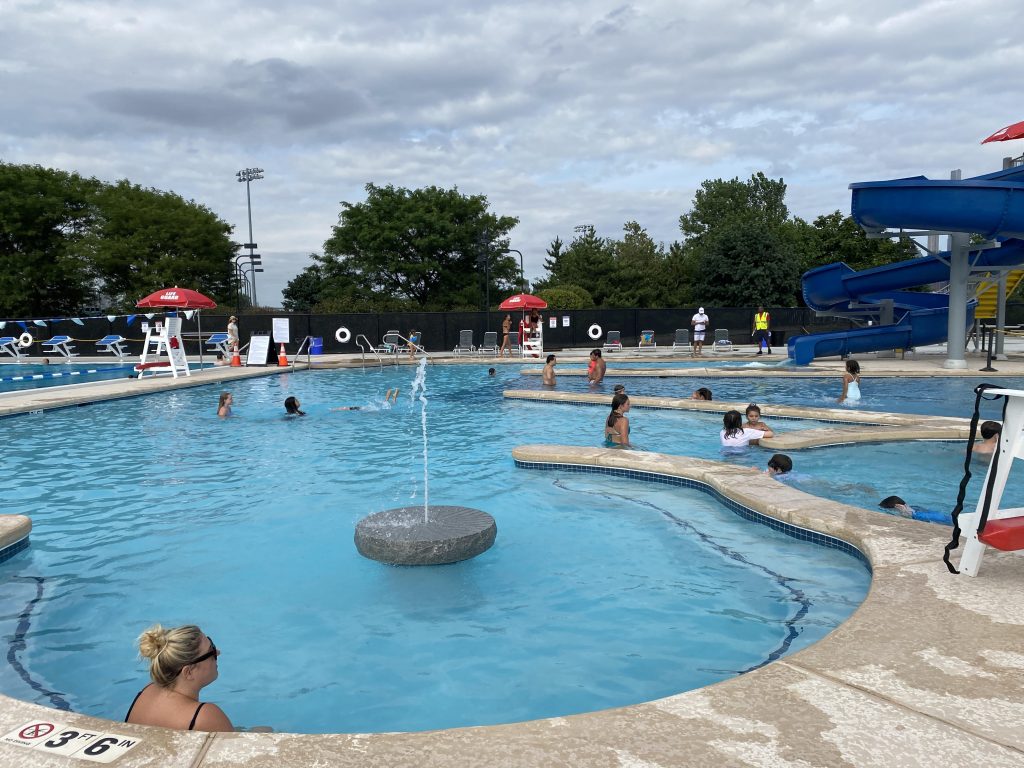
left=957, top=387, right=1024, bottom=576
left=521, top=319, right=543, bottom=358
left=136, top=316, right=190, bottom=379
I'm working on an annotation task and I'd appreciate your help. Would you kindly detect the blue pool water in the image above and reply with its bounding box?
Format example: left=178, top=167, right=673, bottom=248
left=0, top=362, right=211, bottom=393
left=0, top=365, right=871, bottom=734
left=516, top=367, right=1023, bottom=420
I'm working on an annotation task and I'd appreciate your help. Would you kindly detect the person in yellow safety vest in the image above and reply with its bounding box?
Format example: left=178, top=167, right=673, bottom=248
left=752, top=306, right=771, bottom=355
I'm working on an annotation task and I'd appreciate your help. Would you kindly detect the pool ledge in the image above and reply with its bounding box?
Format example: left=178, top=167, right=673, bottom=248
left=0, top=450, right=1022, bottom=766
left=0, top=516, right=29, bottom=564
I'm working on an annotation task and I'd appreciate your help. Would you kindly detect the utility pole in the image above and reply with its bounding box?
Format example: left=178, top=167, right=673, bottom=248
left=236, top=168, right=264, bottom=307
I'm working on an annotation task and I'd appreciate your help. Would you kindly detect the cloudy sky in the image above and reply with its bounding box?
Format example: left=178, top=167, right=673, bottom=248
left=3, top=0, right=1022, bottom=305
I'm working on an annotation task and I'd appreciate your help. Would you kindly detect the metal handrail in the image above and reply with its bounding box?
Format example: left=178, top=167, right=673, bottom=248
left=391, top=333, right=432, bottom=361
left=355, top=335, right=384, bottom=369
left=291, top=336, right=312, bottom=371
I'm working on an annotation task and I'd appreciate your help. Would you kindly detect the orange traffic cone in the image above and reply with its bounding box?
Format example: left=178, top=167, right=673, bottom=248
left=230, top=343, right=241, bottom=367
left=278, top=343, right=288, bottom=367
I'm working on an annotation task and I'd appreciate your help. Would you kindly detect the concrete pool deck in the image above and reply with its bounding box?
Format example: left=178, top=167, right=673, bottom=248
left=0, top=357, right=1022, bottom=766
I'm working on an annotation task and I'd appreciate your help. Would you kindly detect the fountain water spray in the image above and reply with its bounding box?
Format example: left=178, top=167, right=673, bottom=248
left=410, top=357, right=430, bottom=522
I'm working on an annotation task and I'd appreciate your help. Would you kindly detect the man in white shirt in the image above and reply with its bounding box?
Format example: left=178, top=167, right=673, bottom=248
left=691, top=306, right=709, bottom=355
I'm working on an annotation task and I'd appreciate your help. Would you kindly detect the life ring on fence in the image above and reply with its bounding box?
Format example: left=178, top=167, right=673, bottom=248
left=335, top=326, right=352, bottom=344
left=587, top=324, right=602, bottom=340
left=17, top=333, right=33, bottom=348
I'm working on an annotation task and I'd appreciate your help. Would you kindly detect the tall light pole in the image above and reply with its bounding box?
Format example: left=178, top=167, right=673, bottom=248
left=236, top=167, right=264, bottom=306
left=503, top=248, right=524, bottom=292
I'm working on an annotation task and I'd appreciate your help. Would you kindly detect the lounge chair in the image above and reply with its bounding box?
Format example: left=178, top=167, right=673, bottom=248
left=480, top=331, right=498, bottom=356
left=96, top=334, right=128, bottom=359
left=206, top=332, right=231, bottom=357
left=41, top=335, right=79, bottom=359
left=712, top=328, right=733, bottom=353
left=453, top=330, right=476, bottom=356
left=603, top=330, right=622, bottom=351
left=672, top=329, right=691, bottom=352
left=507, top=332, right=521, bottom=357
left=0, top=336, right=27, bottom=359
left=398, top=331, right=423, bottom=357
left=638, top=330, right=656, bottom=348
left=376, top=330, right=402, bottom=355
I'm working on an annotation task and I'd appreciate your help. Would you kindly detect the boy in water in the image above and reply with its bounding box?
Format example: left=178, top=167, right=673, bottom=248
left=972, top=421, right=1001, bottom=459
left=542, top=355, right=557, bottom=386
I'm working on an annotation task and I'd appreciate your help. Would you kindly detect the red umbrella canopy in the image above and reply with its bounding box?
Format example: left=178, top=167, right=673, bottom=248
left=982, top=120, right=1024, bottom=144
left=136, top=287, right=217, bottom=309
left=499, top=293, right=548, bottom=310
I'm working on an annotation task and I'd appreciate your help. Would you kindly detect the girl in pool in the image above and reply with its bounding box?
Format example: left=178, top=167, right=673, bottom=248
left=604, top=393, right=631, bottom=448
left=721, top=409, right=773, bottom=448
left=284, top=396, right=306, bottom=416
left=691, top=387, right=712, bottom=401
left=125, top=623, right=232, bottom=732
left=838, top=360, right=861, bottom=403
left=743, top=403, right=771, bottom=445
left=217, top=392, right=233, bottom=418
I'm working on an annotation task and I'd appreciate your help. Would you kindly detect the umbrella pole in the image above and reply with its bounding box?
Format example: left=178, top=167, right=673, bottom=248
left=198, top=311, right=203, bottom=369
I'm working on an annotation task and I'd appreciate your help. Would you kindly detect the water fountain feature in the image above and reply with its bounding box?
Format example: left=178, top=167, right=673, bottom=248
left=354, top=358, right=497, bottom=565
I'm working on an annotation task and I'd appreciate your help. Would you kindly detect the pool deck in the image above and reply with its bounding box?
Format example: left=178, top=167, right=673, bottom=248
left=0, top=354, right=1022, bottom=766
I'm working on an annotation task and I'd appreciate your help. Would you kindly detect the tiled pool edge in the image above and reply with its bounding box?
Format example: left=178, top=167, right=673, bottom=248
left=0, top=516, right=30, bottom=566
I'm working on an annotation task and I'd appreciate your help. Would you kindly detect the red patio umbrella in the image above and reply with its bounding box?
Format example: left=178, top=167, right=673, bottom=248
left=981, top=120, right=1024, bottom=144
left=137, top=287, right=217, bottom=366
left=499, top=293, right=547, bottom=310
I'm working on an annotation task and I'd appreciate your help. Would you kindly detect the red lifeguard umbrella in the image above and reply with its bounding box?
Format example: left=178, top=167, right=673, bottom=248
left=136, top=287, right=217, bottom=309
left=981, top=120, right=1024, bottom=144
left=137, top=287, right=217, bottom=366
left=499, top=293, right=547, bottom=310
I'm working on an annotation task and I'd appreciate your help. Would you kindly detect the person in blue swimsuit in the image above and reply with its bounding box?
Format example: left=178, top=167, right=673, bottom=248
left=838, top=359, right=861, bottom=403
left=125, top=624, right=233, bottom=732
left=879, top=495, right=952, bottom=525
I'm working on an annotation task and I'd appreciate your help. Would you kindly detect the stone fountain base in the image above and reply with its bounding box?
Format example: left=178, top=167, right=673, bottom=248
left=354, top=505, right=497, bottom=565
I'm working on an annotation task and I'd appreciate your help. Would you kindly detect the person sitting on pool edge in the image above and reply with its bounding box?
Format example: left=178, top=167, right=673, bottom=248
left=217, top=392, right=233, bottom=418
left=691, top=387, right=712, bottom=401
left=972, top=420, right=1002, bottom=459
left=721, top=409, right=773, bottom=448
left=879, top=495, right=952, bottom=525
left=284, top=396, right=306, bottom=416
left=125, top=623, right=232, bottom=732
left=604, top=393, right=631, bottom=448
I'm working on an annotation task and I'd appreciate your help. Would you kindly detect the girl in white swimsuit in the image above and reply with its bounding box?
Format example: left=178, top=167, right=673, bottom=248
left=838, top=360, right=861, bottom=403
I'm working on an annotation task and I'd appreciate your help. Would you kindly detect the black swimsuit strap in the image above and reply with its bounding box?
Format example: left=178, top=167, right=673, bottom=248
left=188, top=702, right=206, bottom=730
left=124, top=684, right=149, bottom=722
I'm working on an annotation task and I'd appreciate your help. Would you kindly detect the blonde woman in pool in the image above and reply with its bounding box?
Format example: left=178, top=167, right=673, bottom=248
left=125, top=624, right=233, bottom=732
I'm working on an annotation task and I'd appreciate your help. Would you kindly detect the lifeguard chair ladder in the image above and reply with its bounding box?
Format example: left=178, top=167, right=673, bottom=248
left=520, top=320, right=543, bottom=358
left=136, top=316, right=190, bottom=379
left=958, top=386, right=1024, bottom=576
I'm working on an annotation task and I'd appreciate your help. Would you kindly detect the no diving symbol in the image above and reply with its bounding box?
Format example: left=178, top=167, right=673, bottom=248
left=20, top=722, right=54, bottom=740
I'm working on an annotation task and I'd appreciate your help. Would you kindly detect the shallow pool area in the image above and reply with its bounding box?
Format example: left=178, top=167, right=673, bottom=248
left=0, top=364, right=872, bottom=734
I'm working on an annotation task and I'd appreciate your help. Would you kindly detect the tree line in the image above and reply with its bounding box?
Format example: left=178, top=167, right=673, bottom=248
left=0, top=163, right=236, bottom=316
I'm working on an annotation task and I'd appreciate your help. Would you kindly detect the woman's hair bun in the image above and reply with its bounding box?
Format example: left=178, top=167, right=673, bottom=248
left=137, top=624, right=168, bottom=659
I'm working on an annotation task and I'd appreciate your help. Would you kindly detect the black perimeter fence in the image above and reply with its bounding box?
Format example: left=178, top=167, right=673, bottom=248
left=11, top=307, right=861, bottom=362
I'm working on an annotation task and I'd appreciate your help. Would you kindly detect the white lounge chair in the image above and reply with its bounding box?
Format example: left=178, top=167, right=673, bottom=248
left=453, top=330, right=476, bottom=356
left=376, top=330, right=402, bottom=355
left=672, top=328, right=691, bottom=352
left=480, top=331, right=498, bottom=356
left=638, top=330, right=656, bottom=348
left=0, top=336, right=27, bottom=359
left=712, top=328, right=733, bottom=353
left=603, top=330, right=622, bottom=351
left=41, top=335, right=79, bottom=359
left=96, top=334, right=128, bottom=359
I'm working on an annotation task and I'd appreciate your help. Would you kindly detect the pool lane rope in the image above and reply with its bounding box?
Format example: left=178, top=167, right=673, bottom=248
left=0, top=366, right=130, bottom=384
left=942, top=383, right=1008, bottom=574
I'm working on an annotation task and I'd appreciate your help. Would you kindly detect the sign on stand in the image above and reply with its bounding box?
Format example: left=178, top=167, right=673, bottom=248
left=272, top=317, right=290, bottom=344
left=1, top=720, right=141, bottom=762
left=246, top=334, right=272, bottom=366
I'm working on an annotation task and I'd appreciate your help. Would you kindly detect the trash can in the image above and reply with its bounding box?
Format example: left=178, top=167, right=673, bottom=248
left=310, top=337, right=324, bottom=355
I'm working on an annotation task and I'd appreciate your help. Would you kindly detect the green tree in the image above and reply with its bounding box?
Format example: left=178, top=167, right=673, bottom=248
left=534, top=226, right=617, bottom=304
left=0, top=163, right=97, bottom=316
left=89, top=180, right=237, bottom=310
left=805, top=211, right=916, bottom=275
left=281, top=261, right=324, bottom=312
left=313, top=183, right=519, bottom=311
left=536, top=284, right=595, bottom=309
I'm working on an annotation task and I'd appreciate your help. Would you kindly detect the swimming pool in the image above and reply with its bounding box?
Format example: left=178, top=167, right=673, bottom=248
left=0, top=364, right=870, bottom=733
left=0, top=362, right=211, bottom=393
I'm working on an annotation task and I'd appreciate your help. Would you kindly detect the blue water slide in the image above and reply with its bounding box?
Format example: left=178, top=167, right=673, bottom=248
left=788, top=166, right=1024, bottom=365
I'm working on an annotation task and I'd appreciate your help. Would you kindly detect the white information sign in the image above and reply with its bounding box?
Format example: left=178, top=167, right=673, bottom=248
left=272, top=317, right=291, bottom=344
left=562, top=315, right=570, bottom=327
left=548, top=317, right=556, bottom=328
left=246, top=334, right=272, bottom=366
left=1, top=721, right=141, bottom=763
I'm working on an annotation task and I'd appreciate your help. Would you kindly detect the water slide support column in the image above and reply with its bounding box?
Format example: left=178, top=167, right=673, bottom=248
left=944, top=231, right=970, bottom=370
left=996, top=273, right=1007, bottom=359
